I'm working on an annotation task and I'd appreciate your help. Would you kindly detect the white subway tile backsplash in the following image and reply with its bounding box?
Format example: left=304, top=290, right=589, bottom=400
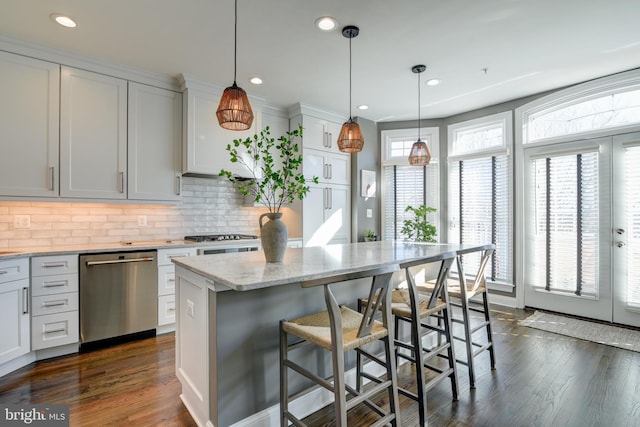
left=0, top=176, right=265, bottom=248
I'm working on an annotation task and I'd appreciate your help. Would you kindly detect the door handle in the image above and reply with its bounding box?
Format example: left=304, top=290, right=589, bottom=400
left=616, top=241, right=626, bottom=248
left=23, top=287, right=29, bottom=314
left=176, top=176, right=181, bottom=196
left=616, top=228, right=625, bottom=235
left=50, top=166, right=55, bottom=191
left=119, top=172, right=125, bottom=193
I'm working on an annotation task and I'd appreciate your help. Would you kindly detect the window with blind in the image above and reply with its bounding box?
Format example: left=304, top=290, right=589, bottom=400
left=381, top=128, right=439, bottom=241
left=530, top=152, right=599, bottom=296
left=624, top=146, right=640, bottom=307
left=448, top=112, right=513, bottom=285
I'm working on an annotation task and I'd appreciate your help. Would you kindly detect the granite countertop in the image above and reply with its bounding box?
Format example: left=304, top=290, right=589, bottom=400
left=172, top=241, right=472, bottom=292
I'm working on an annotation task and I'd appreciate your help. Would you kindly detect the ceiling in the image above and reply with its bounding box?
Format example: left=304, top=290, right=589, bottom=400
left=1, top=0, right=640, bottom=122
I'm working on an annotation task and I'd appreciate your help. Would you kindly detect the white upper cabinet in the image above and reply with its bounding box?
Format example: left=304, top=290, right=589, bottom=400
left=294, top=114, right=344, bottom=155
left=60, top=66, right=128, bottom=199
left=303, top=149, right=350, bottom=185
left=0, top=51, right=59, bottom=197
left=128, top=82, right=182, bottom=201
left=181, top=76, right=262, bottom=177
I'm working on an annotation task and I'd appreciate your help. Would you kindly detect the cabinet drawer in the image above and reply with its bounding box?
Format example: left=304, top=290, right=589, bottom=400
left=31, top=311, right=79, bottom=350
left=158, top=265, right=176, bottom=296
left=32, top=292, right=79, bottom=316
left=158, top=294, right=176, bottom=326
left=157, top=247, right=197, bottom=265
left=0, top=258, right=29, bottom=283
left=31, top=255, right=78, bottom=277
left=31, top=273, right=78, bottom=296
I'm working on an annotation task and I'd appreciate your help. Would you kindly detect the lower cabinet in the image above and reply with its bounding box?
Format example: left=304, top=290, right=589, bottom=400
left=157, top=247, right=197, bottom=327
left=302, top=183, right=350, bottom=246
left=30, top=254, right=79, bottom=350
left=0, top=258, right=30, bottom=365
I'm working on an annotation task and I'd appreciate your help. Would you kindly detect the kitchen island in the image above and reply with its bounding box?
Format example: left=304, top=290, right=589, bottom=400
left=172, top=241, right=477, bottom=426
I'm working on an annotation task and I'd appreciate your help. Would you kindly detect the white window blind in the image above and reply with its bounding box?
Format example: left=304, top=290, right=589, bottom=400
left=448, top=112, right=513, bottom=285
left=531, top=152, right=599, bottom=296
left=381, top=128, right=440, bottom=241
left=449, top=156, right=512, bottom=282
left=625, top=146, right=640, bottom=308
left=382, top=164, right=438, bottom=241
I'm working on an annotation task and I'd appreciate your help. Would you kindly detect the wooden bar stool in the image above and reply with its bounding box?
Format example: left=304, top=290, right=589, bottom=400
left=279, top=264, right=402, bottom=427
left=422, top=245, right=496, bottom=388
left=357, top=255, right=458, bottom=427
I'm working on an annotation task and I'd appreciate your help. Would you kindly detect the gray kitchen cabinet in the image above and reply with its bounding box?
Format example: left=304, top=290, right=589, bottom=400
left=157, top=247, right=197, bottom=329
left=30, top=254, right=79, bottom=351
left=302, top=183, right=350, bottom=247
left=180, top=75, right=262, bottom=177
left=0, top=258, right=30, bottom=366
left=128, top=82, right=182, bottom=201
left=60, top=66, right=128, bottom=199
left=0, top=51, right=60, bottom=197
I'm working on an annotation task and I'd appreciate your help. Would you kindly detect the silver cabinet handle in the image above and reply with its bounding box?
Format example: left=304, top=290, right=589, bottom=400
left=119, top=171, right=125, bottom=193
left=86, top=257, right=154, bottom=266
left=168, top=307, right=176, bottom=312
left=168, top=277, right=176, bottom=283
left=176, top=176, right=181, bottom=195
left=44, top=328, right=66, bottom=334
left=328, top=132, right=332, bottom=148
left=42, top=262, right=66, bottom=268
left=0, top=270, right=7, bottom=275
left=323, top=188, right=327, bottom=209
left=43, top=281, right=68, bottom=288
left=329, top=164, right=332, bottom=180
left=323, top=131, right=328, bottom=148
left=43, top=300, right=68, bottom=308
left=329, top=188, right=333, bottom=210
left=23, top=287, right=29, bottom=314
left=50, top=166, right=55, bottom=191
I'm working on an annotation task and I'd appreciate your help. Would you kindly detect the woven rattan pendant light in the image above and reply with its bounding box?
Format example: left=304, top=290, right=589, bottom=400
left=337, top=26, right=364, bottom=153
left=408, top=65, right=431, bottom=166
left=216, top=0, right=254, bottom=131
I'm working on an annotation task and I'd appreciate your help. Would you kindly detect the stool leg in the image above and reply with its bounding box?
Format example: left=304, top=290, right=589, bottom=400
left=482, top=291, right=497, bottom=370
left=459, top=293, right=476, bottom=388
left=356, top=299, right=363, bottom=393
left=279, top=321, right=289, bottom=427
left=383, top=334, right=402, bottom=427
left=442, top=302, right=459, bottom=400
left=411, top=312, right=428, bottom=426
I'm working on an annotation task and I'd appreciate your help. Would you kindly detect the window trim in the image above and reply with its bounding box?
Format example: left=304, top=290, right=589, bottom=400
left=517, top=69, right=640, bottom=147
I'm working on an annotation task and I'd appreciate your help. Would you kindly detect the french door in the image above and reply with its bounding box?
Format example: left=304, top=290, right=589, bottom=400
left=523, top=132, right=640, bottom=327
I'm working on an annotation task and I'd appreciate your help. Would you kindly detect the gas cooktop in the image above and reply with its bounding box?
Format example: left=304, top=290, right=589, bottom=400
left=184, top=234, right=258, bottom=242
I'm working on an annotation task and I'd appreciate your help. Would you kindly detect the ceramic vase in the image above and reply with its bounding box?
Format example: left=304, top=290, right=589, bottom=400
left=259, top=212, right=288, bottom=263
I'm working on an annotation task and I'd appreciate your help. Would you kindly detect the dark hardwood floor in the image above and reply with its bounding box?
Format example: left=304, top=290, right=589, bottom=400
left=1, top=306, right=639, bottom=426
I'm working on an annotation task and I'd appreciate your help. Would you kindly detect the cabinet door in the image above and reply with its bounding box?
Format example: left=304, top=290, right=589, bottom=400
left=183, top=86, right=260, bottom=177
left=60, top=66, right=127, bottom=199
left=325, top=120, right=344, bottom=154
left=325, top=152, right=350, bottom=185
left=0, top=278, right=30, bottom=365
left=326, top=185, right=350, bottom=243
left=128, top=83, right=182, bottom=201
left=302, top=185, right=326, bottom=247
left=299, top=115, right=328, bottom=151
left=0, top=52, right=59, bottom=197
left=302, top=184, right=351, bottom=246
left=303, top=149, right=326, bottom=182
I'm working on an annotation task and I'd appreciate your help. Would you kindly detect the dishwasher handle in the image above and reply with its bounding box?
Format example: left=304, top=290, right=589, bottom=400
left=86, top=257, right=154, bottom=266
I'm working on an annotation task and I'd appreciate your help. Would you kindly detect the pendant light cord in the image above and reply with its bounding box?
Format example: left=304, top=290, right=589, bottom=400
left=349, top=35, right=352, bottom=119
left=417, top=70, right=421, bottom=141
left=233, top=0, right=238, bottom=84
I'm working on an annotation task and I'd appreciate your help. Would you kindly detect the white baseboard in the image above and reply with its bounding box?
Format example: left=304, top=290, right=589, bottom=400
left=0, top=352, right=35, bottom=377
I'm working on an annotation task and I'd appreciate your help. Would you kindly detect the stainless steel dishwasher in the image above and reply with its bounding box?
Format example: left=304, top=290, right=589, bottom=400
left=79, top=251, right=157, bottom=346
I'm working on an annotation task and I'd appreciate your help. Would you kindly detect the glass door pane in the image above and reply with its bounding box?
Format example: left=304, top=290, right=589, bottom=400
left=613, top=133, right=640, bottom=327
left=523, top=138, right=612, bottom=321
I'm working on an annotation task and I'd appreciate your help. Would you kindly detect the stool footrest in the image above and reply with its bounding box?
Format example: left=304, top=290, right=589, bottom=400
left=283, top=359, right=335, bottom=394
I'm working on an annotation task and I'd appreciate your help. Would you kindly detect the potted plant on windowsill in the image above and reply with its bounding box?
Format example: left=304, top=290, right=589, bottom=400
left=401, top=205, right=437, bottom=242
left=364, top=229, right=378, bottom=242
left=220, top=125, right=318, bottom=262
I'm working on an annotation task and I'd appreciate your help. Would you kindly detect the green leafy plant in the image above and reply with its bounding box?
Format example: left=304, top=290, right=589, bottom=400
left=219, top=125, right=318, bottom=213
left=400, top=205, right=437, bottom=242
left=364, top=229, right=378, bottom=241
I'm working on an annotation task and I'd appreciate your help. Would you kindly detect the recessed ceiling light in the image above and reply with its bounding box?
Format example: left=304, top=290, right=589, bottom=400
left=249, top=77, right=263, bottom=85
left=357, top=104, right=369, bottom=110
left=315, top=16, right=338, bottom=31
left=426, top=78, right=441, bottom=86
left=50, top=13, right=77, bottom=28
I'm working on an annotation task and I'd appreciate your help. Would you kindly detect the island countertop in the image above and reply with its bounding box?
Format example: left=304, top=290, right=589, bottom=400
left=171, top=241, right=483, bottom=291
